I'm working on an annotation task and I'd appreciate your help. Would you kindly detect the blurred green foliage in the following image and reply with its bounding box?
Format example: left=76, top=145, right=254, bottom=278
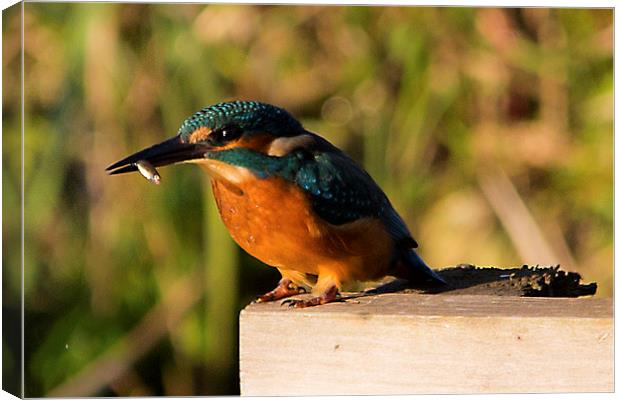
left=2, top=4, right=612, bottom=396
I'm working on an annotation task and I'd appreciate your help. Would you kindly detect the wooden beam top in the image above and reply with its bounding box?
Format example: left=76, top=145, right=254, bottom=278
left=242, top=292, right=611, bottom=319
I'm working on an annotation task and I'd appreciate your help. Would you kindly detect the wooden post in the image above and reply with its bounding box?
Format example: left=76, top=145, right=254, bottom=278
left=239, top=293, right=612, bottom=395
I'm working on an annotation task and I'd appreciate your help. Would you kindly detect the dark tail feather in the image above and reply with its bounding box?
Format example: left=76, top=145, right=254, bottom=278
left=394, top=250, right=447, bottom=287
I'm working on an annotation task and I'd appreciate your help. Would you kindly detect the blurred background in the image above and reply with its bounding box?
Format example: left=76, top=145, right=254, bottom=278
left=2, top=4, right=612, bottom=396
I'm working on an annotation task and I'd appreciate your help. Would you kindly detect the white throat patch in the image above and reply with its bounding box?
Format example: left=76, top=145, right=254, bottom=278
left=198, top=159, right=254, bottom=185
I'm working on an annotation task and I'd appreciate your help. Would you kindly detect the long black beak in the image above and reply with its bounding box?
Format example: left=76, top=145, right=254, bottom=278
left=106, top=136, right=209, bottom=175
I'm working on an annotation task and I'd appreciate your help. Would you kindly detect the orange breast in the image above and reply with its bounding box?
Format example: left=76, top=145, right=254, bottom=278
left=210, top=175, right=395, bottom=283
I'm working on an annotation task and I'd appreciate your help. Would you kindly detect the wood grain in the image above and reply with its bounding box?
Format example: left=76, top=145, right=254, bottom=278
left=239, top=293, right=612, bottom=395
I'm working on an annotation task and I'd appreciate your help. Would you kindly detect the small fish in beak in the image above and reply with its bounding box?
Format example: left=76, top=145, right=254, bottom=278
left=135, top=160, right=161, bottom=185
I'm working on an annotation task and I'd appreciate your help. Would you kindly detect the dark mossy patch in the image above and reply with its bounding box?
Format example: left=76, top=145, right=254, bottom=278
left=364, top=264, right=597, bottom=298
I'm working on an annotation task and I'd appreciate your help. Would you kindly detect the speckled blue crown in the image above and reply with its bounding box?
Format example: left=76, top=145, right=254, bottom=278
left=178, top=101, right=304, bottom=139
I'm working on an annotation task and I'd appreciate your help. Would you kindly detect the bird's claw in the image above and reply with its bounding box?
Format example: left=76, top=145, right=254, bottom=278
left=253, top=279, right=309, bottom=304
left=280, top=298, right=321, bottom=308
left=280, top=294, right=342, bottom=308
left=251, top=297, right=267, bottom=304
left=275, top=285, right=341, bottom=308
left=280, top=298, right=303, bottom=308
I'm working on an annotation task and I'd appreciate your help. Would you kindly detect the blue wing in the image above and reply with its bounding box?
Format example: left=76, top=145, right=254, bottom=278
left=294, top=146, right=418, bottom=249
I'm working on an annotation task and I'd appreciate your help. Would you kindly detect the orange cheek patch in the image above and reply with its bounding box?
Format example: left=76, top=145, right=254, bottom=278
left=188, top=127, right=212, bottom=143
left=233, top=134, right=275, bottom=152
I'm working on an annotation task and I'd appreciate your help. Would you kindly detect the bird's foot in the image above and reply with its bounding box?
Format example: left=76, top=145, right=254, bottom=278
left=281, top=285, right=340, bottom=308
left=253, top=279, right=306, bottom=303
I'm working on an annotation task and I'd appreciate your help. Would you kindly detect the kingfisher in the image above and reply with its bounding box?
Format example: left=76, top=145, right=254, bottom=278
left=107, top=101, right=446, bottom=307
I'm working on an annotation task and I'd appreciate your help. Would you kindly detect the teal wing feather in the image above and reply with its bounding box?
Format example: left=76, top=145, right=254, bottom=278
left=206, top=136, right=419, bottom=249
left=293, top=145, right=418, bottom=249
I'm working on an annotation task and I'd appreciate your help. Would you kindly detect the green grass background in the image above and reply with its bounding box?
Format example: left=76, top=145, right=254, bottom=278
left=2, top=4, right=612, bottom=396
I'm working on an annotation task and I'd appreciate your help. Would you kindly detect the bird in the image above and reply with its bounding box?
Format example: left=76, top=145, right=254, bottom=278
left=106, top=100, right=446, bottom=307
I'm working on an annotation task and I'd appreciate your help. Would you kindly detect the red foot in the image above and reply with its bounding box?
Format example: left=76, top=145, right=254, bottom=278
left=281, top=285, right=340, bottom=308
left=254, top=279, right=306, bottom=303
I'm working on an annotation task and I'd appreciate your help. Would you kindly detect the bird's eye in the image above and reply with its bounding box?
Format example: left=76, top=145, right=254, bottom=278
left=209, top=126, right=243, bottom=146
